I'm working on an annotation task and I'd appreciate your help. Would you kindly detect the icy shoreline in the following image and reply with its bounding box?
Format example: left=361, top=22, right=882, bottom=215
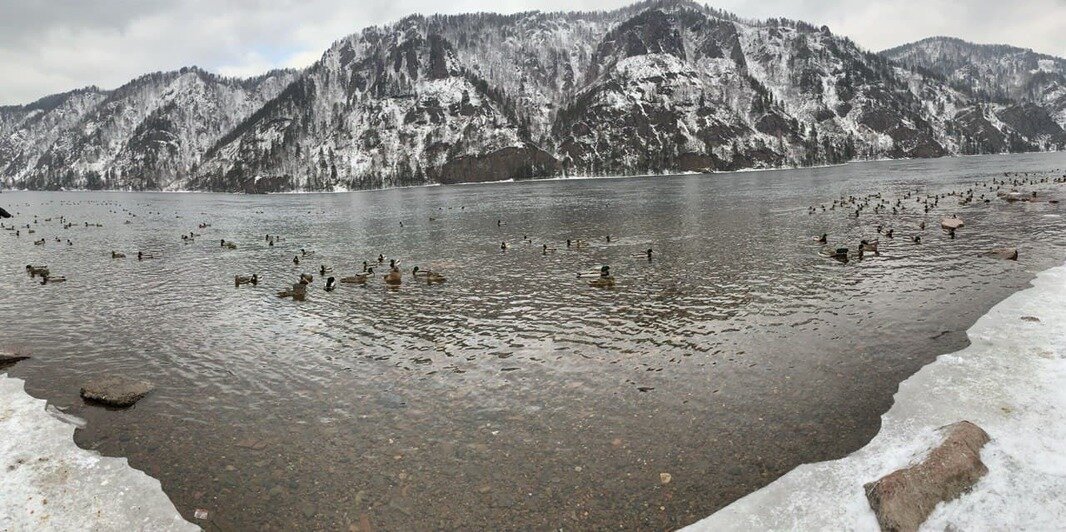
left=686, top=260, right=1066, bottom=530
left=0, top=375, right=196, bottom=531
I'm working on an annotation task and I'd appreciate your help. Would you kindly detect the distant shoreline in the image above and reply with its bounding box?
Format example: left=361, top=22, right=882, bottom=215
left=3, top=151, right=1062, bottom=196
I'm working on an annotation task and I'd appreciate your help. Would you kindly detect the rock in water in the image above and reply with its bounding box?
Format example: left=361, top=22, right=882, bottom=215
left=80, top=376, right=154, bottom=407
left=864, top=421, right=990, bottom=532
left=0, top=351, right=30, bottom=370
left=986, top=247, right=1019, bottom=260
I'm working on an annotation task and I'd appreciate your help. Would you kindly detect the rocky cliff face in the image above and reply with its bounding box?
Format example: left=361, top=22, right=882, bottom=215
left=3, top=1, right=1064, bottom=192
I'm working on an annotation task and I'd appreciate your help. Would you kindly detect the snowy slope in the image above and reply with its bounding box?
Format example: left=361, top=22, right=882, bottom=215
left=884, top=37, right=1066, bottom=130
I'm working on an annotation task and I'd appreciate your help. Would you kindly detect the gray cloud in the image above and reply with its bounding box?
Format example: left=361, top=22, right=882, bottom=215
left=1, top=0, right=1063, bottom=105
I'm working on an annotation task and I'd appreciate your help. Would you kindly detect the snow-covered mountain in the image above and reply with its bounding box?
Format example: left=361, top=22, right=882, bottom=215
left=883, top=36, right=1066, bottom=130
left=1, top=67, right=297, bottom=190
left=3, top=0, right=1064, bottom=192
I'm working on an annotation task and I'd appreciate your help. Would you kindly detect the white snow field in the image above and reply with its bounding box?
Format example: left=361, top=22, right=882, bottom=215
left=687, top=260, right=1066, bottom=531
left=0, top=375, right=197, bottom=531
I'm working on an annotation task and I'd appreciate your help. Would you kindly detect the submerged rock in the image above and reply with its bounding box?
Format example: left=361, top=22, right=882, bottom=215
left=864, top=421, right=990, bottom=532
left=985, top=247, right=1019, bottom=260
left=80, top=376, right=154, bottom=407
left=0, top=351, right=30, bottom=369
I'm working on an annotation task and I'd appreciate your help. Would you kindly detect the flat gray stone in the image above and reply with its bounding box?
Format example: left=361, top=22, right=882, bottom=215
left=80, top=376, right=154, bottom=407
left=0, top=351, right=30, bottom=369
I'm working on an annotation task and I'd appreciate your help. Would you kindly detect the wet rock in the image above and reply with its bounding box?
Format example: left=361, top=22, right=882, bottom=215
left=0, top=351, right=30, bottom=370
left=985, top=247, right=1019, bottom=260
left=864, top=421, right=990, bottom=532
left=80, top=376, right=154, bottom=407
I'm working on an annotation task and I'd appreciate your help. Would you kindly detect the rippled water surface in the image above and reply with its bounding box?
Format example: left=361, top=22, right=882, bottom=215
left=2, top=152, right=1066, bottom=530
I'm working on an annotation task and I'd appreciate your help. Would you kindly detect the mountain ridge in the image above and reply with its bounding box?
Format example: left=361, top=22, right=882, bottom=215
left=3, top=1, right=1064, bottom=192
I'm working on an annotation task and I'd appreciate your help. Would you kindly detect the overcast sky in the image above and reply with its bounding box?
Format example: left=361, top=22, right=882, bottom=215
left=1, top=0, right=1063, bottom=105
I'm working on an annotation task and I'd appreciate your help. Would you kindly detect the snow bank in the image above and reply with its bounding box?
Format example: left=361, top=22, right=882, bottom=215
left=0, top=375, right=197, bottom=531
left=686, top=260, right=1066, bottom=531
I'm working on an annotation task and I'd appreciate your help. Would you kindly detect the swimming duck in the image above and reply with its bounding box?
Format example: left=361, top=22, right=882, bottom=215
left=377, top=254, right=385, bottom=263
left=814, top=233, right=827, bottom=244
left=383, top=267, right=402, bottom=286
left=25, top=265, right=49, bottom=277
left=40, top=275, right=66, bottom=284
left=542, top=244, right=556, bottom=254
left=137, top=251, right=156, bottom=260
left=277, top=282, right=308, bottom=301
left=426, top=272, right=447, bottom=284
left=234, top=274, right=259, bottom=287
left=320, top=265, right=333, bottom=275
left=324, top=277, right=336, bottom=292
left=340, top=268, right=373, bottom=284
left=634, top=248, right=654, bottom=260
left=860, top=240, right=879, bottom=252
left=501, top=242, right=509, bottom=250
left=293, top=255, right=300, bottom=265
left=299, top=273, right=314, bottom=284
left=412, top=266, right=428, bottom=277
left=588, top=266, right=615, bottom=288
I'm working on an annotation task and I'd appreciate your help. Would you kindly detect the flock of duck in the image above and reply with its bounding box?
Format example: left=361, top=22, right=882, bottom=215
left=3, top=200, right=654, bottom=299
left=806, top=171, right=1065, bottom=263
left=4, top=169, right=1062, bottom=294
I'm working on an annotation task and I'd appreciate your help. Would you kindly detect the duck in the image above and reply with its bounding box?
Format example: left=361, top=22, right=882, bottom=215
left=412, top=266, right=429, bottom=277
left=293, top=255, right=300, bottom=265
left=34, top=238, right=45, bottom=245
left=340, top=268, right=373, bottom=284
left=824, top=246, right=849, bottom=262
left=234, top=274, right=259, bottom=287
left=815, top=233, right=828, bottom=244
left=635, top=248, right=654, bottom=260
left=25, top=265, right=49, bottom=277
left=324, top=277, right=336, bottom=292
left=299, top=273, right=314, bottom=284
left=383, top=266, right=402, bottom=286
left=377, top=254, right=385, bottom=263
left=320, top=265, right=333, bottom=275
left=426, top=272, right=447, bottom=284
left=860, top=240, right=879, bottom=252
left=277, top=282, right=308, bottom=301
left=301, top=248, right=315, bottom=256
left=500, top=242, right=509, bottom=250
left=137, top=251, right=156, bottom=260
left=542, top=244, right=556, bottom=254
left=40, top=275, right=66, bottom=284
left=221, top=239, right=237, bottom=249
left=588, top=266, right=615, bottom=288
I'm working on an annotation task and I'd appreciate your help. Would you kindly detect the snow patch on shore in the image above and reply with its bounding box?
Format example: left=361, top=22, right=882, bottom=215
left=686, top=260, right=1066, bottom=531
left=0, top=375, right=197, bottom=531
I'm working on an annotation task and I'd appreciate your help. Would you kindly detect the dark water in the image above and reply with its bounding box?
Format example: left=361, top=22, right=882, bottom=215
left=2, top=152, right=1066, bottom=530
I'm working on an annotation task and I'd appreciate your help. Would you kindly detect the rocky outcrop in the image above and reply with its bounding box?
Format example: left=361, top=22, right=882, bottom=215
left=864, top=421, right=991, bottom=532
left=0, top=351, right=30, bottom=370
left=80, top=376, right=154, bottom=407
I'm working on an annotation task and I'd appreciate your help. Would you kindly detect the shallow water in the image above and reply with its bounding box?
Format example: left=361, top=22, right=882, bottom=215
left=2, top=152, right=1065, bottom=529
